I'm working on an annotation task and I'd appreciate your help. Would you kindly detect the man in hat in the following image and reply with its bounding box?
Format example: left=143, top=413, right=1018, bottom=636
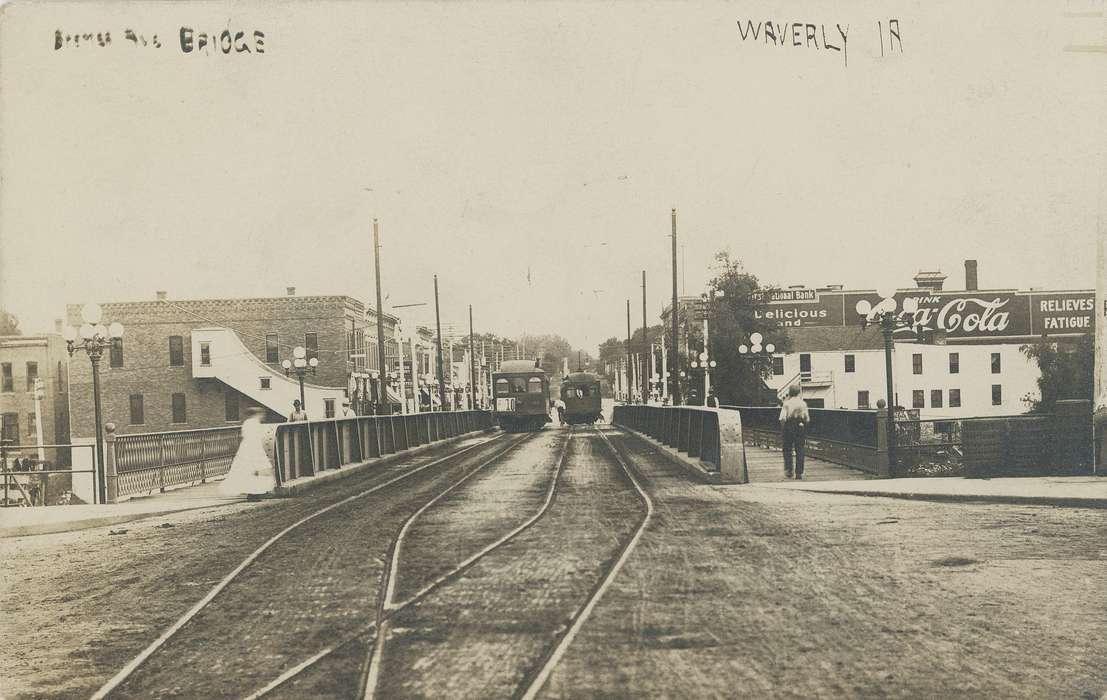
left=778, top=384, right=810, bottom=479
left=339, top=397, right=356, bottom=418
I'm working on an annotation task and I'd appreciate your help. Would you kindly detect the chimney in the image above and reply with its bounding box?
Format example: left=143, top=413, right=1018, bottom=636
left=286, top=286, right=296, bottom=296
left=912, top=270, right=947, bottom=291
left=54, top=318, right=63, bottom=333
left=964, top=260, right=978, bottom=291
left=156, top=290, right=168, bottom=301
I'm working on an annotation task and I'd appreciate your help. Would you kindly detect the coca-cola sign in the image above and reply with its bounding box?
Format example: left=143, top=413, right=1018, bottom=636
left=754, top=288, right=1094, bottom=339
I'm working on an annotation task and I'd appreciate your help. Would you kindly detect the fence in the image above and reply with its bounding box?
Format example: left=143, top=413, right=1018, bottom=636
left=112, top=425, right=242, bottom=499
left=1, top=441, right=96, bottom=506
left=273, top=410, right=494, bottom=484
left=724, top=405, right=881, bottom=474
left=612, top=405, right=722, bottom=471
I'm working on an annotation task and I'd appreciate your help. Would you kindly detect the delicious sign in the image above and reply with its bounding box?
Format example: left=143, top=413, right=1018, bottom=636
left=754, top=288, right=1095, bottom=339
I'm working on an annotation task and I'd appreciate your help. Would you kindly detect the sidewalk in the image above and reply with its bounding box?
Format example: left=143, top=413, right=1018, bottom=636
left=759, top=474, right=1107, bottom=508
left=0, top=481, right=246, bottom=538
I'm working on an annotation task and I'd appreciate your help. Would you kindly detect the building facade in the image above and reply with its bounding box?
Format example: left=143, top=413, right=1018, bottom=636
left=759, top=263, right=1093, bottom=418
left=66, top=292, right=396, bottom=437
left=0, top=333, right=71, bottom=452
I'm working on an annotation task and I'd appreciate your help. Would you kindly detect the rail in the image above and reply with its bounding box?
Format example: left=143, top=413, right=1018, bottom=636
left=113, top=425, right=242, bottom=499
left=723, top=405, right=881, bottom=474
left=1, top=441, right=97, bottom=506
left=610, top=404, right=751, bottom=483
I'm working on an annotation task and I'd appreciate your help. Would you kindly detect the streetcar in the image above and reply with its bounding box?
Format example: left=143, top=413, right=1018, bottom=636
left=560, top=371, right=603, bottom=425
left=492, top=359, right=551, bottom=431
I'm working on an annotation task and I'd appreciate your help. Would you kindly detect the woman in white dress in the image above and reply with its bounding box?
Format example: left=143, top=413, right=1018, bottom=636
left=219, top=407, right=277, bottom=497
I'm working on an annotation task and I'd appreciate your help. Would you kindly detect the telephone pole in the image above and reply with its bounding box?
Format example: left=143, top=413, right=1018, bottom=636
left=641, top=270, right=648, bottom=403
left=434, top=275, right=446, bottom=411
left=670, top=208, right=681, bottom=405
left=626, top=299, right=632, bottom=402
left=373, top=218, right=387, bottom=414
left=468, top=304, right=477, bottom=410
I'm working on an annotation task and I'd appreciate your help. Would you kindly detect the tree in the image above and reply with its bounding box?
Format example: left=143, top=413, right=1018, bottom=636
left=699, top=251, right=789, bottom=406
left=0, top=309, right=20, bottom=336
left=1020, top=335, right=1093, bottom=413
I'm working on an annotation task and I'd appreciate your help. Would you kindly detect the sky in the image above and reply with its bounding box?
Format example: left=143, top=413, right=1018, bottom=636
left=1, top=1, right=1104, bottom=352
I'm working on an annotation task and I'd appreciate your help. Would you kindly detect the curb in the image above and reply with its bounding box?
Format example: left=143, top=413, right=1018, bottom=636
left=767, top=486, right=1107, bottom=510
left=273, top=428, right=498, bottom=497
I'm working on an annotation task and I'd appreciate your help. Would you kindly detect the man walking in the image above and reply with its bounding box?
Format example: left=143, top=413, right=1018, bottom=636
left=778, top=384, right=810, bottom=479
left=705, top=388, right=719, bottom=408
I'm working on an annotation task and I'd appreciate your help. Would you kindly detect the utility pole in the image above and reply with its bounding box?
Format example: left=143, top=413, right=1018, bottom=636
left=660, top=335, right=668, bottom=400
left=626, top=299, right=633, bottom=402
left=641, top=270, right=648, bottom=404
left=670, top=208, right=681, bottom=405
left=434, top=275, right=446, bottom=412
left=468, top=305, right=477, bottom=410
left=373, top=218, right=387, bottom=414
left=703, top=294, right=711, bottom=399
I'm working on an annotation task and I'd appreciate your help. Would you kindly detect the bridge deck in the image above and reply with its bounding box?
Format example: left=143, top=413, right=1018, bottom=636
left=743, top=443, right=874, bottom=483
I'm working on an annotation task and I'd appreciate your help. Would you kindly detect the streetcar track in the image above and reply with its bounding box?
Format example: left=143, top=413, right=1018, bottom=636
left=240, top=427, right=567, bottom=699
left=89, top=431, right=513, bottom=700
left=514, top=424, right=653, bottom=700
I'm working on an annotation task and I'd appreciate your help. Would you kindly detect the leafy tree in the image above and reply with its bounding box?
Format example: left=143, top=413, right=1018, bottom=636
left=1020, top=335, right=1093, bottom=413
left=0, top=309, right=20, bottom=336
left=699, top=251, right=789, bottom=406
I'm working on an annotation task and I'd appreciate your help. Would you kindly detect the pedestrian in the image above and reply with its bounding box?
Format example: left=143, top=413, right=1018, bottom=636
left=555, top=397, right=566, bottom=425
left=778, top=384, right=810, bottom=479
left=220, top=407, right=276, bottom=498
left=705, top=388, right=719, bottom=408
left=339, top=397, right=356, bottom=418
left=288, top=399, right=308, bottom=422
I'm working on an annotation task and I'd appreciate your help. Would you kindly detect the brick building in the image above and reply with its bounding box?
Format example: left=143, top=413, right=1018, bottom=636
left=0, top=333, right=71, bottom=451
left=66, top=291, right=398, bottom=438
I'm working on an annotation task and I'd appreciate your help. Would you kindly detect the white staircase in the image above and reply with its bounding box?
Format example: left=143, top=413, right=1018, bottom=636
left=190, top=327, right=347, bottom=420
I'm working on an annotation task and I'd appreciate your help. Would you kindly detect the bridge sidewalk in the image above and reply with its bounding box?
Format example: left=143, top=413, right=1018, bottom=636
left=0, top=481, right=244, bottom=538
left=744, top=443, right=1107, bottom=508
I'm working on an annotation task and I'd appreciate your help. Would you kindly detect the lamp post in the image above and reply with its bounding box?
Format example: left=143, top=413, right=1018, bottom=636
left=62, top=303, right=124, bottom=505
left=854, top=292, right=922, bottom=477
left=281, top=346, right=319, bottom=411
left=738, top=332, right=777, bottom=403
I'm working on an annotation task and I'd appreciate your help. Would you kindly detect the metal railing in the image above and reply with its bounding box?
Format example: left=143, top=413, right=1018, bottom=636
left=273, top=410, right=494, bottom=484
left=1, top=441, right=97, bottom=506
left=113, top=425, right=242, bottom=498
left=723, top=405, right=880, bottom=474
left=612, top=405, right=721, bottom=471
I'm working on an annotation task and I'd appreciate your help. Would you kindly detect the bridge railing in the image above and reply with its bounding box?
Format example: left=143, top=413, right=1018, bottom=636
left=273, top=410, right=494, bottom=485
left=723, top=405, right=881, bottom=474
left=612, top=404, right=725, bottom=474
left=112, top=425, right=242, bottom=499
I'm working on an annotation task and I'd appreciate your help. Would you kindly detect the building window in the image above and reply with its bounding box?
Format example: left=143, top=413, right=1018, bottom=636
left=949, top=352, right=959, bottom=374
left=1, top=413, right=19, bottom=445
left=912, top=390, right=924, bottom=409
left=169, top=336, right=184, bottom=366
left=772, top=356, right=784, bottom=376
left=259, top=377, right=271, bottom=390
left=171, top=393, right=187, bottom=423
left=200, top=342, right=212, bottom=367
left=1, top=363, right=12, bottom=392
left=324, top=398, right=335, bottom=418
left=844, top=354, right=855, bottom=373
left=991, top=384, right=1002, bottom=406
left=110, top=339, right=124, bottom=368
left=912, top=353, right=922, bottom=375
left=26, top=412, right=36, bottom=437
left=129, top=394, right=145, bottom=425
left=305, top=333, right=319, bottom=361
left=25, top=362, right=38, bottom=392
left=931, top=390, right=943, bottom=408
left=857, top=390, right=870, bottom=409
left=266, top=334, right=279, bottom=363
left=991, top=352, right=1001, bottom=374
left=225, top=390, right=240, bottom=422
left=950, top=389, right=961, bottom=408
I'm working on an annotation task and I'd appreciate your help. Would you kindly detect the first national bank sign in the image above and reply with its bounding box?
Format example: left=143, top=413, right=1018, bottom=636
left=752, top=288, right=1095, bottom=340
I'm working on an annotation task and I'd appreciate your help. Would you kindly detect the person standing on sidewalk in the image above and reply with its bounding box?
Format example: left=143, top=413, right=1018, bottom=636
left=778, top=384, right=810, bottom=479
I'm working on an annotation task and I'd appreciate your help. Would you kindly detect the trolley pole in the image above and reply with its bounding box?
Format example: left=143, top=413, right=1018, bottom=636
left=626, top=299, right=632, bottom=402
left=373, top=218, right=387, bottom=415
left=670, top=208, right=681, bottom=405
left=434, top=275, right=446, bottom=412
left=641, top=270, right=648, bottom=404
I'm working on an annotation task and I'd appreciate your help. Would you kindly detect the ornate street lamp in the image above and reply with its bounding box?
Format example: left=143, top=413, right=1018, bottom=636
left=855, top=291, right=922, bottom=477
left=62, top=303, right=124, bottom=505
left=281, top=346, right=319, bottom=410
left=737, top=332, right=777, bottom=402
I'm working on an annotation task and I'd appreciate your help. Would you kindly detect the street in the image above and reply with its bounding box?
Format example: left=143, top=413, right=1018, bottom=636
left=2, top=426, right=1105, bottom=699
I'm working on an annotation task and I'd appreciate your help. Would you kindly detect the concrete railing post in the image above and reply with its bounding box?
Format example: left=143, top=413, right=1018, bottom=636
left=716, top=408, right=747, bottom=484
left=875, top=406, right=891, bottom=478
left=104, top=423, right=119, bottom=504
